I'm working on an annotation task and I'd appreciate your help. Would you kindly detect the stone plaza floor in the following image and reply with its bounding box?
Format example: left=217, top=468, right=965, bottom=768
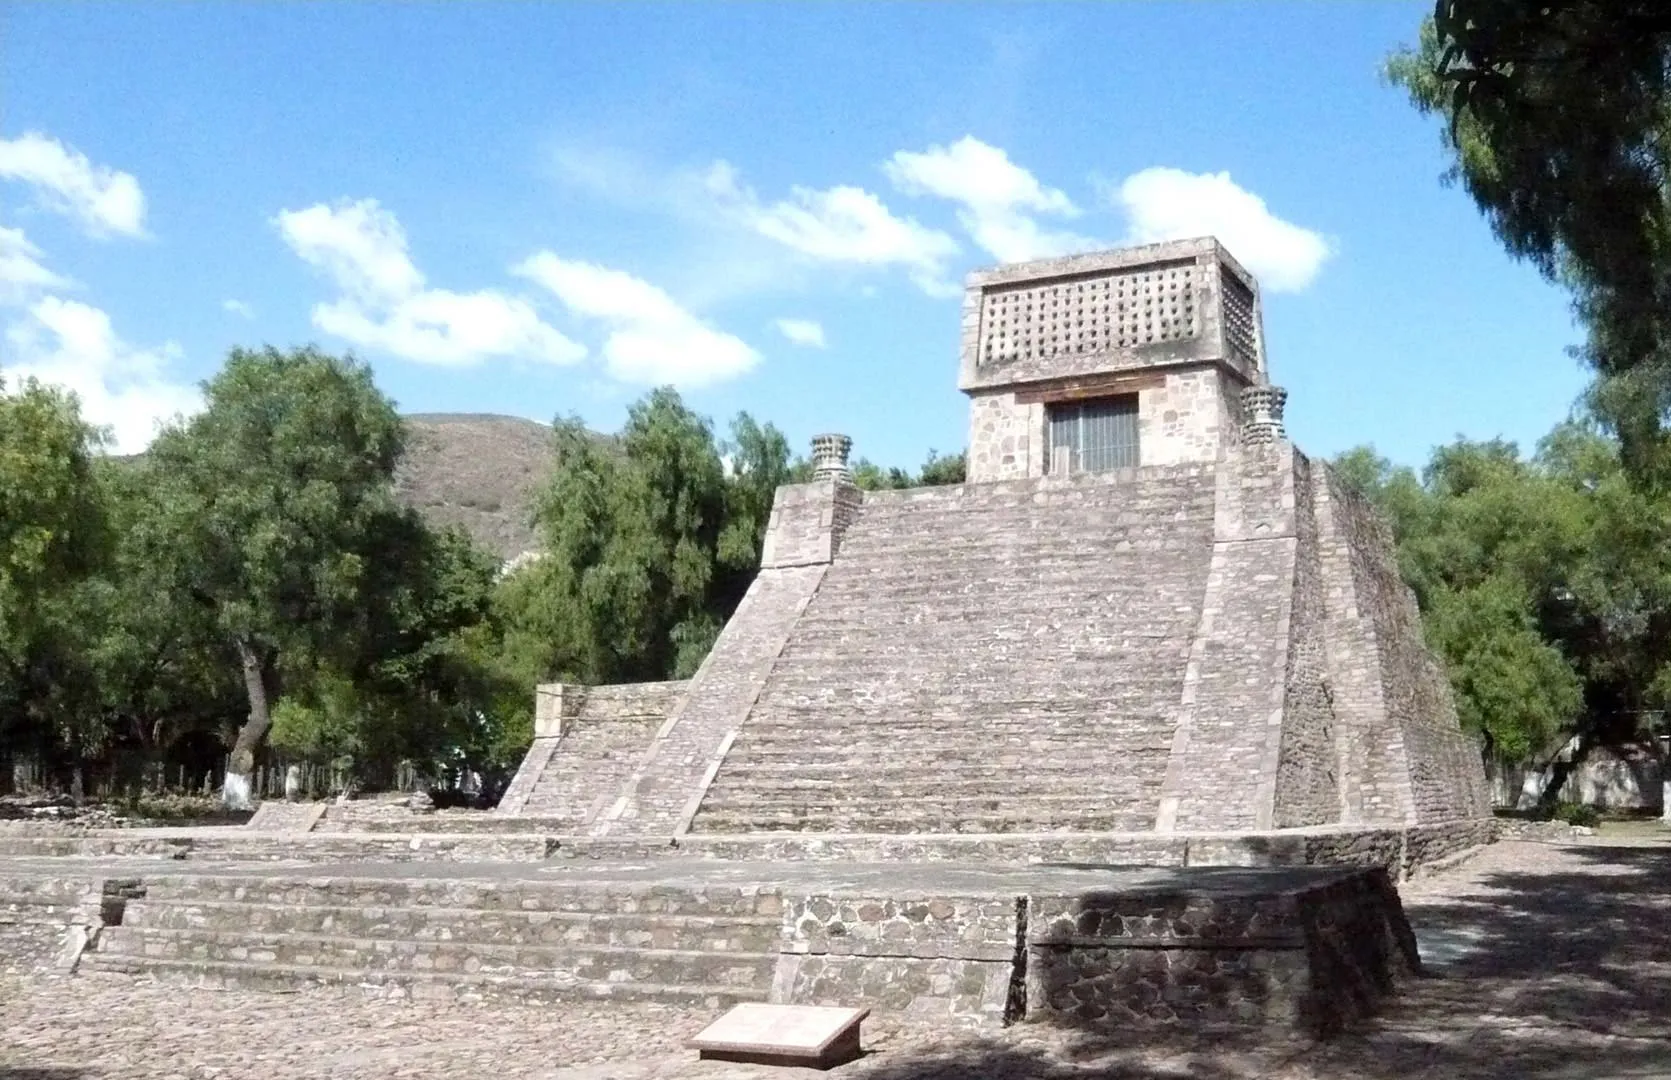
left=2, top=830, right=1669, bottom=1080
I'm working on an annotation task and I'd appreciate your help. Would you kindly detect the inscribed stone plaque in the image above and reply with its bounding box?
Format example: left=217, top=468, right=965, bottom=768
left=688, top=1003, right=869, bottom=1069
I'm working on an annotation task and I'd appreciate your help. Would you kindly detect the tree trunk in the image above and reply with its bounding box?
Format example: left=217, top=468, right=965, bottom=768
left=222, top=638, right=273, bottom=810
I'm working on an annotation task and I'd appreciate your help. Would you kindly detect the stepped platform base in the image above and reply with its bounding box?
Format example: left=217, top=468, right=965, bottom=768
left=2, top=853, right=1421, bottom=1036
left=1, top=818, right=1496, bottom=882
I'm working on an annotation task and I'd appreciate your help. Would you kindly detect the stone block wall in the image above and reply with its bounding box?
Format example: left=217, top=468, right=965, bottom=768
left=1156, top=446, right=1298, bottom=832
left=1024, top=869, right=1418, bottom=1034
left=966, top=366, right=1248, bottom=482
left=498, top=681, right=689, bottom=819
left=1315, top=470, right=1492, bottom=824
left=759, top=480, right=863, bottom=568
left=1273, top=456, right=1343, bottom=827
left=966, top=390, right=1042, bottom=481
left=777, top=895, right=1020, bottom=1026
left=1140, top=366, right=1246, bottom=467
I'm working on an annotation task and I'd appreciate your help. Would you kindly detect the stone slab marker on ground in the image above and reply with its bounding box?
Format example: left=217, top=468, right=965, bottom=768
left=244, top=801, right=326, bottom=832
left=688, top=1003, right=869, bottom=1069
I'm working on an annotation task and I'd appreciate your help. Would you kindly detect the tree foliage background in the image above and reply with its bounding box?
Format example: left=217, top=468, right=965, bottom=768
left=0, top=349, right=965, bottom=802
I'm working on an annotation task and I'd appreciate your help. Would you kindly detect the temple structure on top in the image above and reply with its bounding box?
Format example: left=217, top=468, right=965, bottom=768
left=961, top=237, right=1267, bottom=480
left=499, top=237, right=1492, bottom=858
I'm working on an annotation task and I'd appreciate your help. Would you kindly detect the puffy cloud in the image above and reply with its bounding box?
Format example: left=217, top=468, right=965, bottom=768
left=885, top=136, right=1096, bottom=262
left=515, top=253, right=759, bottom=387
left=274, top=198, right=584, bottom=367
left=774, top=318, right=827, bottom=349
left=704, top=162, right=960, bottom=297
left=0, top=224, right=69, bottom=302
left=0, top=132, right=146, bottom=238
left=1114, top=168, right=1332, bottom=293
left=4, top=296, right=200, bottom=453
left=222, top=298, right=254, bottom=319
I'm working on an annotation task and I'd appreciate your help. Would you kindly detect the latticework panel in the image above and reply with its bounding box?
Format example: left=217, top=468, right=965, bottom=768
left=1221, top=269, right=1258, bottom=368
left=978, top=261, right=1200, bottom=369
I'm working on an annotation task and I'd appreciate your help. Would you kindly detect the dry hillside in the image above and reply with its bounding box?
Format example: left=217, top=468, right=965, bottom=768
left=395, top=414, right=556, bottom=562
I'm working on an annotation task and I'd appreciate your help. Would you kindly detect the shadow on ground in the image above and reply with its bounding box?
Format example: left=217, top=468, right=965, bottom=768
left=853, top=841, right=1671, bottom=1080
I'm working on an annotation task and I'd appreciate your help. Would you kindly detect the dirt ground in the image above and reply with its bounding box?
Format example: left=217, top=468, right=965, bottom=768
left=3, top=828, right=1669, bottom=1080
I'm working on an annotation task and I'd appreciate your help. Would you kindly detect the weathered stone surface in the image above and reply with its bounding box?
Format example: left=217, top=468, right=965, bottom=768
left=689, top=1003, right=869, bottom=1068
left=497, top=682, right=689, bottom=820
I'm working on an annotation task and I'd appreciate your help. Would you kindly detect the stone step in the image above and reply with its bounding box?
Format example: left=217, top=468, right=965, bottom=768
left=830, top=534, right=1209, bottom=561
left=697, top=786, right=1157, bottom=811
left=807, top=573, right=1193, bottom=598
left=724, top=731, right=1172, bottom=755
left=707, top=762, right=1167, bottom=788
left=123, top=899, right=779, bottom=951
left=710, top=756, right=1164, bottom=778
left=135, top=876, right=781, bottom=917
left=846, top=493, right=1210, bottom=523
left=98, top=926, right=776, bottom=988
left=690, top=804, right=1151, bottom=834
left=732, top=707, right=1177, bottom=730
left=80, top=955, right=765, bottom=1008
left=754, top=674, right=1185, bottom=693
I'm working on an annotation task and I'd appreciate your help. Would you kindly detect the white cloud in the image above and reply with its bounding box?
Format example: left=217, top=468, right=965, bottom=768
left=274, top=198, right=584, bottom=367
left=4, top=296, right=200, bottom=453
left=222, top=298, right=254, bottom=319
left=0, top=224, right=69, bottom=302
left=0, top=132, right=146, bottom=238
left=774, top=318, right=827, bottom=349
left=1115, top=168, right=1332, bottom=293
left=515, top=252, right=759, bottom=387
left=885, top=136, right=1096, bottom=263
left=704, top=162, right=960, bottom=297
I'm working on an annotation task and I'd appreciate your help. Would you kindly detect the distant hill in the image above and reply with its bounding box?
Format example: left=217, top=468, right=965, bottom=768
left=395, top=414, right=557, bottom=562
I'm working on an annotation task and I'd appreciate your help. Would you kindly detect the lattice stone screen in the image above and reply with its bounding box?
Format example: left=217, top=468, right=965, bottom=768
left=978, top=260, right=1201, bottom=370
left=1220, top=269, right=1258, bottom=369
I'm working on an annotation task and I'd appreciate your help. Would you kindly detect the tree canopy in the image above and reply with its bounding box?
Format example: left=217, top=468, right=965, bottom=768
left=1335, top=417, right=1671, bottom=781
left=2, top=352, right=969, bottom=803
left=1390, top=3, right=1671, bottom=467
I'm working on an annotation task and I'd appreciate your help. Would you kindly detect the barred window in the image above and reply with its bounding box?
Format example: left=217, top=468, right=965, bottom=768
left=1046, top=395, right=1140, bottom=474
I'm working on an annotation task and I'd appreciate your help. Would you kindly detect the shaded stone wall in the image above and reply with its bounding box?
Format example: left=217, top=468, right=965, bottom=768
left=1024, top=869, right=1418, bottom=1035
left=1273, top=455, right=1342, bottom=827
left=1316, top=470, right=1490, bottom=824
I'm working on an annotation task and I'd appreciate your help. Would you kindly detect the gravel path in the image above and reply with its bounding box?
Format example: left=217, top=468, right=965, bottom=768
left=3, top=833, right=1669, bottom=1080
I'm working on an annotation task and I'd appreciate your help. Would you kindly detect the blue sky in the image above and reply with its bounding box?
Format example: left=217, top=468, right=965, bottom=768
left=1, top=1, right=1587, bottom=467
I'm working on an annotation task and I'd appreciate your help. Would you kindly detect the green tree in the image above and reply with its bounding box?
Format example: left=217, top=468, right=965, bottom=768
left=523, top=389, right=730, bottom=684
left=270, top=520, right=502, bottom=788
left=145, top=347, right=409, bottom=807
left=0, top=376, right=112, bottom=787
left=1388, top=5, right=1671, bottom=465
left=1332, top=439, right=1586, bottom=765
left=0, top=375, right=109, bottom=668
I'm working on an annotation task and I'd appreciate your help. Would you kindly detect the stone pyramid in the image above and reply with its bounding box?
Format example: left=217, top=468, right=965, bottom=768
left=501, top=238, right=1492, bottom=849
